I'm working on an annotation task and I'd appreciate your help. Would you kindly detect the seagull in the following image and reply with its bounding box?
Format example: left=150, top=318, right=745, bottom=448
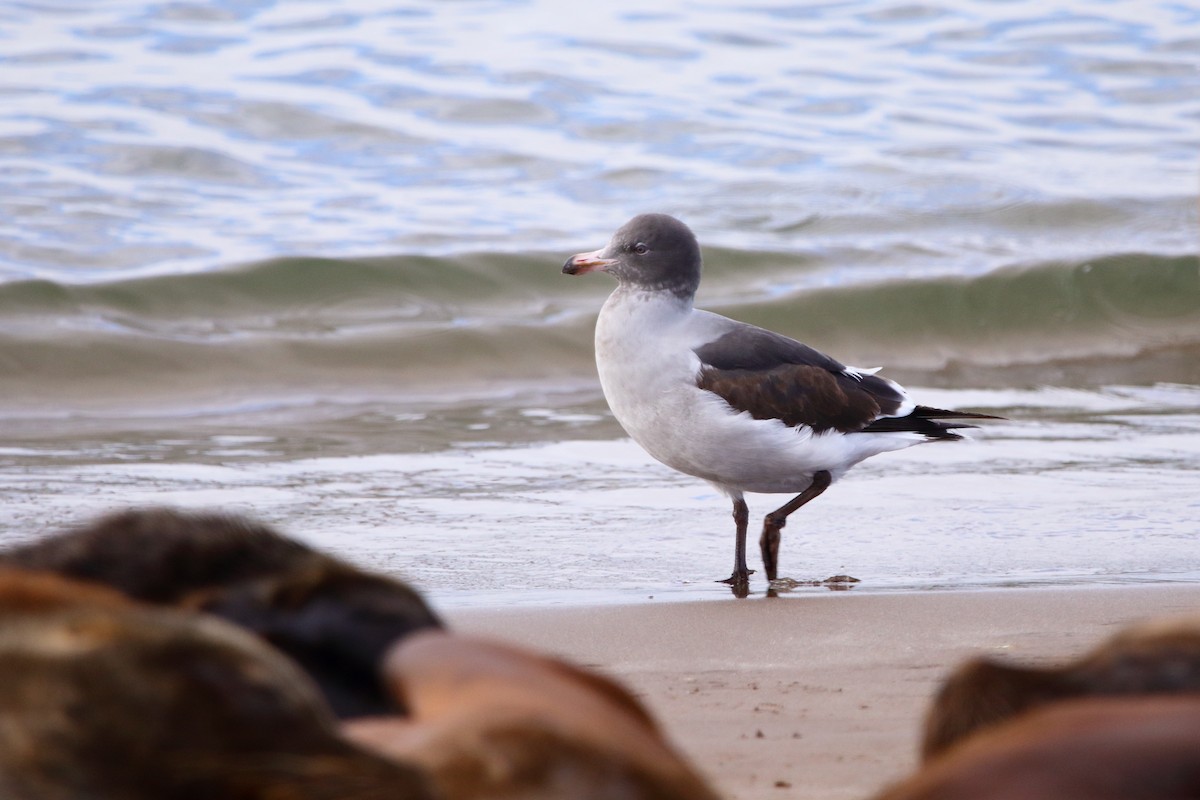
left=563, top=213, right=998, bottom=596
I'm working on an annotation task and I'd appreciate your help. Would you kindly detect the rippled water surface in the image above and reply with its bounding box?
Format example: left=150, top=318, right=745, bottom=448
left=1, top=0, right=1197, bottom=607
left=4, top=0, right=1198, bottom=279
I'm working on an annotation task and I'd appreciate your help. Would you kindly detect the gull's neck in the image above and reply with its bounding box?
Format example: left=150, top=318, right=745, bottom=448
left=606, top=284, right=696, bottom=315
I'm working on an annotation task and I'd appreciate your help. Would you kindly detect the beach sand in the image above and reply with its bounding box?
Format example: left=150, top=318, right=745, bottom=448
left=447, top=585, right=1200, bottom=800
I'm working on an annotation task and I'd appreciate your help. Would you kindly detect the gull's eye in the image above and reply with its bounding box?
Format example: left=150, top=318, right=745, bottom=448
left=633, top=243, right=649, bottom=255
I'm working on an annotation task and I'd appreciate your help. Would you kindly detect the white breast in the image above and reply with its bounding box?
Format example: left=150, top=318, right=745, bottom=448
left=594, top=289, right=702, bottom=447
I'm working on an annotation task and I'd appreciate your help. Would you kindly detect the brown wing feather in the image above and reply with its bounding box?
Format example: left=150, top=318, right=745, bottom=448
left=697, top=364, right=883, bottom=433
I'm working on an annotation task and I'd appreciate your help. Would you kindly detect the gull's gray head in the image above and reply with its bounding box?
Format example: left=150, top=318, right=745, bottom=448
left=562, top=213, right=701, bottom=299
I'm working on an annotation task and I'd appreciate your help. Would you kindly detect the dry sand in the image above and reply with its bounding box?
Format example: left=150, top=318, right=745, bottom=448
left=447, top=585, right=1200, bottom=800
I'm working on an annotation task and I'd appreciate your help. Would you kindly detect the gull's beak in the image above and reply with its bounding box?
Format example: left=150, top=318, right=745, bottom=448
left=562, top=248, right=617, bottom=276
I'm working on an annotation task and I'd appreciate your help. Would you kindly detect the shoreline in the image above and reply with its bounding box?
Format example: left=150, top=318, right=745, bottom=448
left=447, top=584, right=1200, bottom=800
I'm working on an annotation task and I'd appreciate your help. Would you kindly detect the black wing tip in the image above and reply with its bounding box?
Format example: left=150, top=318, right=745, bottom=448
left=862, top=417, right=969, bottom=439
left=911, top=406, right=1007, bottom=421
left=861, top=406, right=1004, bottom=439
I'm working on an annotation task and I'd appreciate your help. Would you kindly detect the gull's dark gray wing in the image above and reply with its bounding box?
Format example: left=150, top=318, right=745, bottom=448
left=694, top=324, right=994, bottom=437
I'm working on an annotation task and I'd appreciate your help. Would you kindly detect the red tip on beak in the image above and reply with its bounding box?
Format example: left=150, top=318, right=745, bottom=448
left=562, top=249, right=617, bottom=276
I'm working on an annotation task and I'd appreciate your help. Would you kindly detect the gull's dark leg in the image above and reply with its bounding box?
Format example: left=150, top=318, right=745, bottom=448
left=760, top=470, right=832, bottom=582
left=719, top=497, right=752, bottom=598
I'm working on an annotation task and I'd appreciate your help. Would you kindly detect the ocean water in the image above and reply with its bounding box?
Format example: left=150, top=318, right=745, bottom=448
left=1, top=0, right=1198, bottom=606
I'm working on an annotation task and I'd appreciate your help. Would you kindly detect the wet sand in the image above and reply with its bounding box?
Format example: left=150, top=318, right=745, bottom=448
left=448, top=585, right=1200, bottom=800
